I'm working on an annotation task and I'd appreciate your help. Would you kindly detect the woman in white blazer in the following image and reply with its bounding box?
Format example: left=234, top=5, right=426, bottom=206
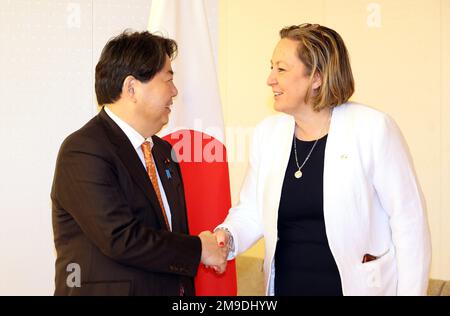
left=213, top=24, right=431, bottom=295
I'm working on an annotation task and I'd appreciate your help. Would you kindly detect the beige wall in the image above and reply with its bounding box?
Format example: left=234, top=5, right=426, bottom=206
left=219, top=0, right=450, bottom=280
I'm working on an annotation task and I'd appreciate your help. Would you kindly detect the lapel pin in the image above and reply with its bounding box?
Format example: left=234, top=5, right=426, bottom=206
left=165, top=169, right=172, bottom=179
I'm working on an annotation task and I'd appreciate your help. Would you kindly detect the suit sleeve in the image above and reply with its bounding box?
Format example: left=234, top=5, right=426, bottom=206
left=52, top=135, right=201, bottom=277
left=218, top=125, right=265, bottom=256
left=371, top=115, right=431, bottom=295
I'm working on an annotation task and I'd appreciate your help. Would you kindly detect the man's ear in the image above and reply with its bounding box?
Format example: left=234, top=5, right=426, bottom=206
left=311, top=71, right=322, bottom=90
left=123, top=75, right=137, bottom=101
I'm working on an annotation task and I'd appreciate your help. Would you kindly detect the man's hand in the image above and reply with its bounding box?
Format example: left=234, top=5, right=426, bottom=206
left=199, top=231, right=228, bottom=274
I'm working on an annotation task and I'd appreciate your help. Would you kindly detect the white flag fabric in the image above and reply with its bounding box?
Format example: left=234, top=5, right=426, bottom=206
left=149, top=0, right=224, bottom=143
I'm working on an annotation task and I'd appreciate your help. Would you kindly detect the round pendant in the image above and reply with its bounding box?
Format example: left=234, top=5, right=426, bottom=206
left=294, top=170, right=302, bottom=179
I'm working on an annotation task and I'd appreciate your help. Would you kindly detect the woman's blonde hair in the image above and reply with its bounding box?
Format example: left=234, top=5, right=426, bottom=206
left=280, top=23, right=354, bottom=111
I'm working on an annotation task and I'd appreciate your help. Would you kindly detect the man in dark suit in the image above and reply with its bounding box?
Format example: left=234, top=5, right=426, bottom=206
left=51, top=31, right=227, bottom=295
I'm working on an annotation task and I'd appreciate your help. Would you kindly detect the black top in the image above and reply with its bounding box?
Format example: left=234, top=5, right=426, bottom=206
left=274, top=134, right=343, bottom=296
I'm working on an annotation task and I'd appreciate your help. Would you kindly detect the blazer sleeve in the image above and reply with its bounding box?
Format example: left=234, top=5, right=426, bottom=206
left=371, top=115, right=431, bottom=295
left=218, top=124, right=265, bottom=256
left=52, top=134, right=201, bottom=277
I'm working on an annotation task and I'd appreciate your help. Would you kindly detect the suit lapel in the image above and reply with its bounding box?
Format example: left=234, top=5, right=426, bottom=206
left=262, top=114, right=295, bottom=258
left=151, top=137, right=185, bottom=233
left=323, top=104, right=352, bottom=235
left=98, top=108, right=170, bottom=231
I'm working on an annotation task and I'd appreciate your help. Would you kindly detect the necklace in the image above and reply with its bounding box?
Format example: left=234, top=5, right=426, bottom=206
left=293, top=113, right=331, bottom=179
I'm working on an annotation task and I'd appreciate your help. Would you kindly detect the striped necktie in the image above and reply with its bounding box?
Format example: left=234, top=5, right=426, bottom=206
left=141, top=141, right=171, bottom=231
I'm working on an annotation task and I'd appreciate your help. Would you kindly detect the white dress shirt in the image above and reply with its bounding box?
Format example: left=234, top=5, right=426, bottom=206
left=104, top=106, right=172, bottom=230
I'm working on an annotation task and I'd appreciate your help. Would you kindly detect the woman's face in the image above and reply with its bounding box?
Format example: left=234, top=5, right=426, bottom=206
left=267, top=38, right=314, bottom=114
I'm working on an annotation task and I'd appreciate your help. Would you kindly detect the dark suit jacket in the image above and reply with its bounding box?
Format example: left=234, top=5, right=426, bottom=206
left=51, top=108, right=201, bottom=296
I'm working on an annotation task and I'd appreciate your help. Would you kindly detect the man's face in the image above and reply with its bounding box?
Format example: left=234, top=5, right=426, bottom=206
left=134, top=55, right=178, bottom=132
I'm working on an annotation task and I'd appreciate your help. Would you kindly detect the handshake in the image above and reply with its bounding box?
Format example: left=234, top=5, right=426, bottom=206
left=198, top=229, right=231, bottom=274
